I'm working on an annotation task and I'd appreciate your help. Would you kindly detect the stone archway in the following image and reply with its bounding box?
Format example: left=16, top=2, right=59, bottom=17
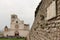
left=15, top=31, right=19, bottom=37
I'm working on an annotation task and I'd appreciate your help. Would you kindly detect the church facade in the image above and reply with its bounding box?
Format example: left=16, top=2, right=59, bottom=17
left=29, top=0, right=60, bottom=40
left=3, top=14, right=29, bottom=38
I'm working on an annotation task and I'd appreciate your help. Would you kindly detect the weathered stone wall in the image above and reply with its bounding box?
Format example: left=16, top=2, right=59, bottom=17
left=29, top=0, right=60, bottom=40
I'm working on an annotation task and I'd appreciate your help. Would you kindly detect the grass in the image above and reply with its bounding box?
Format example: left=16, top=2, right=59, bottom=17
left=0, top=38, right=26, bottom=40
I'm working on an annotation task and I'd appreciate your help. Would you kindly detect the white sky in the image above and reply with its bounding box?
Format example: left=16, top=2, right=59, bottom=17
left=0, top=0, right=41, bottom=31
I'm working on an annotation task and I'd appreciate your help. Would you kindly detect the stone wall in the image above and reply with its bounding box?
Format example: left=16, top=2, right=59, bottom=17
left=29, top=0, right=60, bottom=40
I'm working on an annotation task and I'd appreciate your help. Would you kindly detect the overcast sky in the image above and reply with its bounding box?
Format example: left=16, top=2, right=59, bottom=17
left=0, top=0, right=41, bottom=31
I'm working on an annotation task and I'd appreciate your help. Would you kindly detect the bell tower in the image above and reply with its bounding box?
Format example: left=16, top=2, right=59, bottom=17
left=4, top=26, right=8, bottom=32
left=11, top=14, right=19, bottom=29
left=11, top=14, right=17, bottom=23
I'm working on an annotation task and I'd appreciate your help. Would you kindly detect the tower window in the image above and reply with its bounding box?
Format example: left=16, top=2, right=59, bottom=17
left=16, top=21, right=18, bottom=23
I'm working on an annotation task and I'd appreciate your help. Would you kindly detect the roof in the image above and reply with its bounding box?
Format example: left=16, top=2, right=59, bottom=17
left=11, top=14, right=17, bottom=16
left=24, top=24, right=29, bottom=26
left=35, top=1, right=42, bottom=17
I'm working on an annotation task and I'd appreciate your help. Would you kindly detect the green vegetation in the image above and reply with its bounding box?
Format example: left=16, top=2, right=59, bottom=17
left=0, top=38, right=26, bottom=40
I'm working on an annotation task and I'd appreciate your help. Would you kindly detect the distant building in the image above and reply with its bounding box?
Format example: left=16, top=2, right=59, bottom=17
left=0, top=32, right=3, bottom=37
left=29, top=0, right=60, bottom=40
left=3, top=14, right=29, bottom=38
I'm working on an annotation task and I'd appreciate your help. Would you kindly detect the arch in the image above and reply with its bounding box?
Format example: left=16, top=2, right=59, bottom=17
left=15, top=31, right=19, bottom=37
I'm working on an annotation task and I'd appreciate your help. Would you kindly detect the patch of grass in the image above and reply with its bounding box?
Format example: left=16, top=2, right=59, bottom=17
left=0, top=38, right=25, bottom=40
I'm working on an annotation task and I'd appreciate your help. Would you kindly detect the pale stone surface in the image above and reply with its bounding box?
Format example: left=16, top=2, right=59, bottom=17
left=46, top=1, right=56, bottom=20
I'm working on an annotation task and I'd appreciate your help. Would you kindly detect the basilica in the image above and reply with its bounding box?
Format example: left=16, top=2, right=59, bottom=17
left=3, top=14, right=29, bottom=38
